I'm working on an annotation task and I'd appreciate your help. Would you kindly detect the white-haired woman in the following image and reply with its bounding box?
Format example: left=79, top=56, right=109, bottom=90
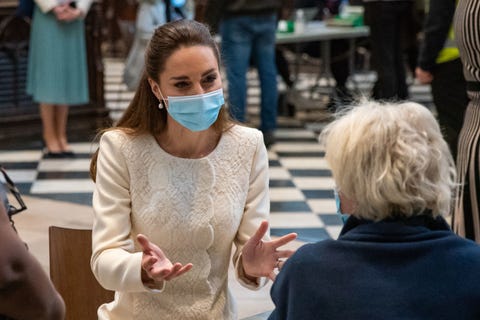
left=268, top=101, right=480, bottom=320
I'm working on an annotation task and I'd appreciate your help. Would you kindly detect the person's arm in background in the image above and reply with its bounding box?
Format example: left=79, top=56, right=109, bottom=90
left=416, top=0, right=455, bottom=84
left=0, top=205, right=65, bottom=320
left=136, top=2, right=166, bottom=40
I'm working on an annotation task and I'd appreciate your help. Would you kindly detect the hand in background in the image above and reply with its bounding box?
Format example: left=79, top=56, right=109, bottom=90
left=242, top=220, right=297, bottom=281
left=137, top=234, right=193, bottom=287
left=53, top=4, right=83, bottom=22
left=415, top=67, right=434, bottom=84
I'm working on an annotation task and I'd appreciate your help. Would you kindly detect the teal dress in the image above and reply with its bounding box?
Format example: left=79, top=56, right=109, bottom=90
left=27, top=5, right=89, bottom=105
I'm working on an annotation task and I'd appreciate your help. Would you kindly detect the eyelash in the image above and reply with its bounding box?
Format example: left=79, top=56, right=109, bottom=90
left=174, top=75, right=218, bottom=89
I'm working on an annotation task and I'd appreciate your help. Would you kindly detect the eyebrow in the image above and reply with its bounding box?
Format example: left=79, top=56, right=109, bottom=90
left=169, top=68, right=217, bottom=81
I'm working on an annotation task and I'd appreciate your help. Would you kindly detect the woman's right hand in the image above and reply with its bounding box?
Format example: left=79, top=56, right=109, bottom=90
left=137, top=234, right=193, bottom=287
left=53, top=4, right=82, bottom=22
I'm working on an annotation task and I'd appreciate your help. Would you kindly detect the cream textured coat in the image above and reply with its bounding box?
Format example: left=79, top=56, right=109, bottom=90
left=91, top=125, right=270, bottom=320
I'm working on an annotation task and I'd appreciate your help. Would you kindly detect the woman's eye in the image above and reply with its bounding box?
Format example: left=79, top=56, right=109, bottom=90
left=202, top=75, right=217, bottom=84
left=174, top=81, right=190, bottom=89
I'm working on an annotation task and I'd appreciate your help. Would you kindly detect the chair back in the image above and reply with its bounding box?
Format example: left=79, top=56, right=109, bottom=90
left=49, top=226, right=115, bottom=320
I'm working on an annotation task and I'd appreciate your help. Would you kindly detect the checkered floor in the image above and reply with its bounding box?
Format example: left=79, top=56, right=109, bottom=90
left=0, top=58, right=433, bottom=243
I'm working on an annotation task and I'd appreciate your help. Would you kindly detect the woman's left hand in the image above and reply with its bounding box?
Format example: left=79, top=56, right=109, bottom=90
left=241, top=220, right=297, bottom=281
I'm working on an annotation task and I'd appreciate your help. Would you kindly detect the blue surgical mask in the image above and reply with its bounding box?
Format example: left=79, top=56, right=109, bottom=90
left=165, top=88, right=224, bottom=132
left=334, top=189, right=350, bottom=224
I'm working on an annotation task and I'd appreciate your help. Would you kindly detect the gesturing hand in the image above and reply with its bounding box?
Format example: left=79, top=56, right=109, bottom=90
left=241, top=221, right=297, bottom=281
left=137, top=234, right=193, bottom=287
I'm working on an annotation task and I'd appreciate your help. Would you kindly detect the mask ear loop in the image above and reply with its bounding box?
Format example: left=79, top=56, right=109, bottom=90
left=157, top=90, right=167, bottom=110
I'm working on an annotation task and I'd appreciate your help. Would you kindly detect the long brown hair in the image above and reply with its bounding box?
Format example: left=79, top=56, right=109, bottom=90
left=90, top=20, right=232, bottom=180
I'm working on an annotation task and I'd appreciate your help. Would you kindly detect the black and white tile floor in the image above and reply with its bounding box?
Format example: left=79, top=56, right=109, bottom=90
left=0, top=58, right=433, bottom=243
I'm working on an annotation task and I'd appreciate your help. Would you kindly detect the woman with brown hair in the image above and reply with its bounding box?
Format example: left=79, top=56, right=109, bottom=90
left=90, top=19, right=296, bottom=319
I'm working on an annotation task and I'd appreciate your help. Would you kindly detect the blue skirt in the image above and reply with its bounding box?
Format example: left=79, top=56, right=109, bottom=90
left=27, top=5, right=89, bottom=105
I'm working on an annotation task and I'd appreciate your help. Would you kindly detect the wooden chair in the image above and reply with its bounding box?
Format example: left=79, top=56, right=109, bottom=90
left=49, top=226, right=115, bottom=320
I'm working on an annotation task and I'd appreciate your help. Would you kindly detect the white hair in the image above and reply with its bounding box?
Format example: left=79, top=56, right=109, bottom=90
left=320, top=100, right=457, bottom=221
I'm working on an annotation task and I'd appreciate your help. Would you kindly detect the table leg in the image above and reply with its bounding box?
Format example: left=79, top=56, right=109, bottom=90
left=348, top=38, right=359, bottom=92
left=311, top=40, right=334, bottom=101
left=294, top=42, right=300, bottom=86
left=321, top=40, right=333, bottom=86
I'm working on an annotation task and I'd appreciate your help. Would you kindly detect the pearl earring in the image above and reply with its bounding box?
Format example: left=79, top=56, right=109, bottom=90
left=158, top=102, right=164, bottom=109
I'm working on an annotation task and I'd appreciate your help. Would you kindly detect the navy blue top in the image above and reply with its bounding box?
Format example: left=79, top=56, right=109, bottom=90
left=269, top=215, right=480, bottom=320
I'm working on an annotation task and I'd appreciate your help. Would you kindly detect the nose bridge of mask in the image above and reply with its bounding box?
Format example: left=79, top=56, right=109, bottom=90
left=168, top=88, right=222, bottom=101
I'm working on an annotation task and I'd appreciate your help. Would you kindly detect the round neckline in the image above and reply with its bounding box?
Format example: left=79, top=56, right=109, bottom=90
left=149, top=130, right=227, bottom=161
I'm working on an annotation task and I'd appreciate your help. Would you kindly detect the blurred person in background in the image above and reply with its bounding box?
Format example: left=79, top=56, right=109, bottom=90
left=203, top=0, right=282, bottom=148
left=123, top=0, right=192, bottom=90
left=27, top=0, right=93, bottom=158
left=415, top=0, right=468, bottom=160
left=363, top=0, right=414, bottom=100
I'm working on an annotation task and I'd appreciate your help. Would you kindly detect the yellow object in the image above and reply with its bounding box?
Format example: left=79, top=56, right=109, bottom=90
left=436, top=47, right=460, bottom=64
left=435, top=8, right=460, bottom=64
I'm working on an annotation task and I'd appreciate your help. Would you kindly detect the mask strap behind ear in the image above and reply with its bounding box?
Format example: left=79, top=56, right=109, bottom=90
left=157, top=87, right=167, bottom=110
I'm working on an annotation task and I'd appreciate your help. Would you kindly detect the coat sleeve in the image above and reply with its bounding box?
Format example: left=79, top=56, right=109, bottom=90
left=232, top=130, right=271, bottom=290
left=268, top=257, right=292, bottom=320
left=91, top=131, right=158, bottom=292
left=417, top=0, right=456, bottom=71
left=268, top=246, right=307, bottom=320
